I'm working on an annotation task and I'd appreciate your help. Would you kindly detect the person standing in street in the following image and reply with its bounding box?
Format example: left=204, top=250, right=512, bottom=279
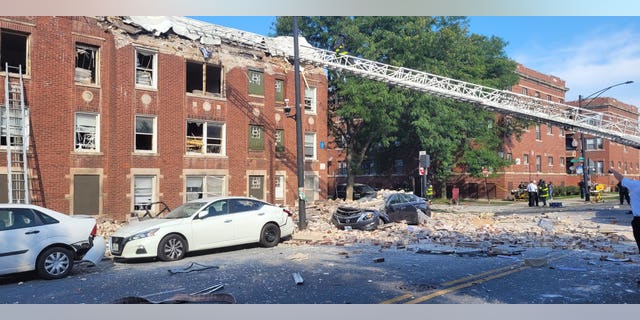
left=538, top=180, right=548, bottom=207
left=527, top=180, right=538, bottom=207
left=618, top=181, right=631, bottom=205
left=547, top=182, right=554, bottom=201
left=610, top=168, right=640, bottom=253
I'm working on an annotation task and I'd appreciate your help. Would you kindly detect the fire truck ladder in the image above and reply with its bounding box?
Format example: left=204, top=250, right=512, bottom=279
left=290, top=45, right=640, bottom=148
left=4, top=63, right=30, bottom=204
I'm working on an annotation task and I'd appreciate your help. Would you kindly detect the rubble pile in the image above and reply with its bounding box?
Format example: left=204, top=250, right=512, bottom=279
left=288, top=190, right=636, bottom=255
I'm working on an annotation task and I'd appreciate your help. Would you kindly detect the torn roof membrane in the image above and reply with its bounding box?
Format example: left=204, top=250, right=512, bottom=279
left=121, top=16, right=313, bottom=58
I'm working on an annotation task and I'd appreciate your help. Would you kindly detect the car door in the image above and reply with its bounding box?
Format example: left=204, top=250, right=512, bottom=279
left=386, top=194, right=413, bottom=222
left=230, top=199, right=269, bottom=243
left=190, top=200, right=236, bottom=250
left=0, top=208, right=47, bottom=274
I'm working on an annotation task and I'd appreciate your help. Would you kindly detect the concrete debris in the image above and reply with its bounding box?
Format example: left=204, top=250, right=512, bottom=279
left=168, top=262, right=220, bottom=275
left=283, top=190, right=637, bottom=258
left=524, top=258, right=548, bottom=267
left=292, top=272, right=304, bottom=285
left=287, top=253, right=309, bottom=261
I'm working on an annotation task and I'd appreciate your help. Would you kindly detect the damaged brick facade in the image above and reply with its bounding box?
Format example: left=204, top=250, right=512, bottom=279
left=0, top=16, right=329, bottom=220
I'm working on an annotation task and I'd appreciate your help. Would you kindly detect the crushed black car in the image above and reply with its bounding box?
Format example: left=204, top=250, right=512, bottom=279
left=334, top=183, right=377, bottom=201
left=331, top=206, right=390, bottom=231
left=384, top=193, right=430, bottom=225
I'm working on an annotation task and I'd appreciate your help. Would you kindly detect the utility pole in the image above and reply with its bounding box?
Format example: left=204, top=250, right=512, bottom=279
left=293, top=17, right=307, bottom=230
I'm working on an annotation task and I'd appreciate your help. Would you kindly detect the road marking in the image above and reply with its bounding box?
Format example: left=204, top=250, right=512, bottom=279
left=380, top=252, right=567, bottom=304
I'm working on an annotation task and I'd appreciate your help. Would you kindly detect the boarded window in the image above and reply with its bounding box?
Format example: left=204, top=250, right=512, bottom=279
left=248, top=175, right=264, bottom=200
left=74, top=175, right=99, bottom=215
left=249, top=125, right=264, bottom=151
left=275, top=79, right=285, bottom=102
left=248, top=69, right=264, bottom=96
left=275, top=129, right=284, bottom=153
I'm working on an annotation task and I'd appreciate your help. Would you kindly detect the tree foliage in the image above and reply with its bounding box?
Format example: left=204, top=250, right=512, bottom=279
left=275, top=16, right=522, bottom=198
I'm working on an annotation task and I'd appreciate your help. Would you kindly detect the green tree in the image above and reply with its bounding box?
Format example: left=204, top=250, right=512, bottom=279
left=275, top=16, right=521, bottom=199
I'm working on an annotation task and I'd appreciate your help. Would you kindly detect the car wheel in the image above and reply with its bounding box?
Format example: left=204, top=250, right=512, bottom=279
left=259, top=223, right=281, bottom=247
left=36, top=247, right=74, bottom=280
left=157, top=234, right=187, bottom=261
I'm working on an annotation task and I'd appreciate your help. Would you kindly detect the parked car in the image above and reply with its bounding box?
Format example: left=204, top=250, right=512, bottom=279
left=334, top=183, right=377, bottom=200
left=384, top=193, right=430, bottom=225
left=109, top=196, right=295, bottom=261
left=0, top=204, right=106, bottom=279
left=331, top=206, right=390, bottom=231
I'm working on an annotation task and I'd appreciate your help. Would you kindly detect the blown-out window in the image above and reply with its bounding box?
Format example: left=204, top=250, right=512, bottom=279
left=0, top=30, right=28, bottom=73
left=75, top=43, right=98, bottom=84
left=75, top=113, right=99, bottom=152
left=186, top=120, right=225, bottom=155
left=185, top=175, right=226, bottom=201
left=186, top=61, right=222, bottom=95
left=135, top=48, right=157, bottom=88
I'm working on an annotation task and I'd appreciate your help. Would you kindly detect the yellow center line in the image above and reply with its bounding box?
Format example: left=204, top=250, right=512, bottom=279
left=379, top=252, right=567, bottom=304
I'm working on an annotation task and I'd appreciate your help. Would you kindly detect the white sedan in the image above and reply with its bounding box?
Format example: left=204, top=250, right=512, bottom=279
left=109, top=196, right=295, bottom=261
left=0, top=204, right=106, bottom=279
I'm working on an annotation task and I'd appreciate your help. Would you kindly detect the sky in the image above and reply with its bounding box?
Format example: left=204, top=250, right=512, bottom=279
left=193, top=16, right=640, bottom=107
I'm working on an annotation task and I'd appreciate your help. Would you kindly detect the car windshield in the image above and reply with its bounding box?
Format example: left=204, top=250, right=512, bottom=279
left=162, top=202, right=206, bottom=219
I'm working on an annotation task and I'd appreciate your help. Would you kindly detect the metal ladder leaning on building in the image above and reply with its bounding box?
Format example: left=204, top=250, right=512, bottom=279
left=4, top=63, right=30, bottom=204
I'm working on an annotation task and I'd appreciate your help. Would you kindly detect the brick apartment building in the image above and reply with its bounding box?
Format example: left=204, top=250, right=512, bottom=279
left=0, top=16, right=329, bottom=220
left=328, top=63, right=640, bottom=200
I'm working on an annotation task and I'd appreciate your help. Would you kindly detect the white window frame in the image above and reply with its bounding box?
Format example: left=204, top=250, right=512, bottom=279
left=134, top=115, right=157, bottom=153
left=74, top=112, right=99, bottom=152
left=135, top=47, right=157, bottom=89
left=275, top=174, right=285, bottom=200
left=304, top=86, right=317, bottom=114
left=133, top=175, right=156, bottom=212
left=304, top=132, right=316, bottom=160
left=185, top=175, right=226, bottom=202
left=304, top=174, right=319, bottom=202
left=186, top=120, right=226, bottom=155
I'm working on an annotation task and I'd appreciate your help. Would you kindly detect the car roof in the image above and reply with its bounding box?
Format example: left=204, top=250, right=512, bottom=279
left=187, top=196, right=269, bottom=204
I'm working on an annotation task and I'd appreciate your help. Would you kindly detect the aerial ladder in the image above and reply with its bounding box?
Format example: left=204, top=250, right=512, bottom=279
left=4, top=63, right=30, bottom=204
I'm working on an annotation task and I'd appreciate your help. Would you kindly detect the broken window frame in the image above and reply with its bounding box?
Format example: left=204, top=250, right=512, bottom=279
left=0, top=29, right=29, bottom=74
left=248, top=69, right=264, bottom=96
left=0, top=108, right=29, bottom=149
left=186, top=120, right=225, bottom=155
left=248, top=125, right=264, bottom=151
left=134, top=115, right=156, bottom=153
left=74, top=112, right=99, bottom=152
left=304, top=86, right=317, bottom=114
left=75, top=43, right=99, bottom=85
left=135, top=47, right=157, bottom=88
left=186, top=61, right=222, bottom=96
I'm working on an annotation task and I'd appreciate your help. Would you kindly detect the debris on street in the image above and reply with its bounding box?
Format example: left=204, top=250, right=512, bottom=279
left=168, top=262, right=220, bottom=275
left=292, top=272, right=304, bottom=285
